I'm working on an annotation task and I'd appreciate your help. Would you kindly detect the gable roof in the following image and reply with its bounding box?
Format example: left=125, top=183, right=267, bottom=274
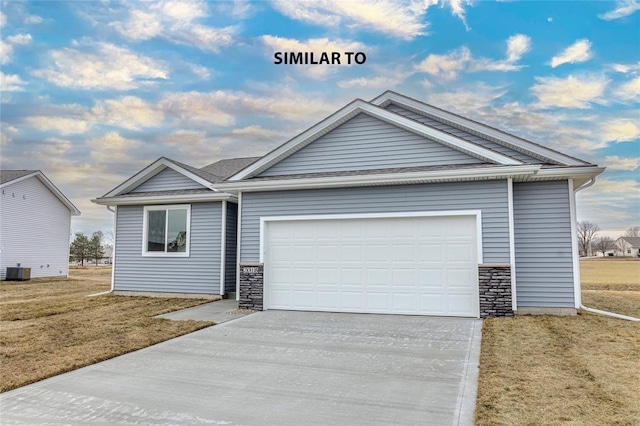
left=228, top=99, right=525, bottom=181
left=0, top=169, right=81, bottom=215
left=370, top=91, right=591, bottom=167
left=618, top=236, right=640, bottom=247
left=98, top=157, right=224, bottom=199
left=0, top=170, right=38, bottom=185
left=201, top=157, right=262, bottom=179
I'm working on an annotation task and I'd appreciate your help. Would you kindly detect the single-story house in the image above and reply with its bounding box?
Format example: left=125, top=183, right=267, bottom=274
left=93, top=91, right=604, bottom=318
left=615, top=237, right=640, bottom=257
left=1, top=170, right=81, bottom=280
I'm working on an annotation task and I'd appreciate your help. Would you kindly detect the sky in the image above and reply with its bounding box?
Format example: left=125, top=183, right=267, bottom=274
left=0, top=0, right=638, bottom=241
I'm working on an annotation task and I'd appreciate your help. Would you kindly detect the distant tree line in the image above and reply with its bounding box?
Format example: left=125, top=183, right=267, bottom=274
left=70, top=231, right=106, bottom=266
left=577, top=222, right=639, bottom=257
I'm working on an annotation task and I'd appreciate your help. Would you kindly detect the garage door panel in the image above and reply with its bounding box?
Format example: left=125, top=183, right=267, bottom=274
left=392, top=293, right=418, bottom=312
left=392, top=268, right=416, bottom=285
left=419, top=293, right=445, bottom=313
left=419, top=268, right=444, bottom=286
left=341, top=268, right=363, bottom=285
left=270, top=245, right=293, bottom=262
left=270, top=267, right=292, bottom=283
left=367, top=269, right=389, bottom=286
left=447, top=268, right=476, bottom=287
left=367, top=292, right=390, bottom=311
left=447, top=294, right=476, bottom=315
left=317, top=291, right=339, bottom=309
left=447, top=243, right=473, bottom=262
left=392, top=244, right=416, bottom=262
left=366, top=244, right=388, bottom=262
left=293, top=290, right=314, bottom=308
left=293, top=245, right=315, bottom=262
left=317, top=245, right=339, bottom=262
left=342, top=292, right=365, bottom=309
left=265, top=216, right=478, bottom=317
left=342, top=245, right=364, bottom=261
left=293, top=267, right=314, bottom=284
left=418, top=243, right=443, bottom=261
left=317, top=268, right=337, bottom=284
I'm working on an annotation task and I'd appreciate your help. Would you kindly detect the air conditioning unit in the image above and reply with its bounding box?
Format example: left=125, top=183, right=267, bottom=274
left=6, top=267, right=31, bottom=281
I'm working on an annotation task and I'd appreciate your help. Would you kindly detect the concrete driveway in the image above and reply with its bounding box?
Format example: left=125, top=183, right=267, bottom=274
left=0, top=311, right=482, bottom=425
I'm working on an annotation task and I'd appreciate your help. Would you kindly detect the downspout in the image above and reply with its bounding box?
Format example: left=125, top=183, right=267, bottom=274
left=574, top=178, right=640, bottom=322
left=87, top=205, right=116, bottom=297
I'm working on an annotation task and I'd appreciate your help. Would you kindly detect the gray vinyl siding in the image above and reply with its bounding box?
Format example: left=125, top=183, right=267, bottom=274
left=225, top=202, right=238, bottom=293
left=113, top=202, right=221, bottom=294
left=130, top=168, right=206, bottom=193
left=258, top=113, right=482, bottom=177
left=0, top=176, right=72, bottom=280
left=513, top=181, right=574, bottom=308
left=386, top=104, right=542, bottom=164
left=241, top=180, right=509, bottom=263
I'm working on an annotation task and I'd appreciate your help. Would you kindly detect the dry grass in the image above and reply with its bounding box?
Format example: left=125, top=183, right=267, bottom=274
left=0, top=267, right=214, bottom=393
left=476, top=259, right=640, bottom=425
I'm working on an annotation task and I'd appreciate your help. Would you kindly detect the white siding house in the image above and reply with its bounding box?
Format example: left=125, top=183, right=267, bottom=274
left=0, top=170, right=80, bottom=280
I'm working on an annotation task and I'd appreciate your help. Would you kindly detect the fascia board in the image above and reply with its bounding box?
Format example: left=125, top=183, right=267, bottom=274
left=1, top=171, right=81, bottom=215
left=218, top=165, right=541, bottom=192
left=229, top=100, right=522, bottom=181
left=371, top=92, right=586, bottom=166
left=102, top=158, right=217, bottom=198
left=91, top=192, right=237, bottom=206
left=531, top=166, right=605, bottom=180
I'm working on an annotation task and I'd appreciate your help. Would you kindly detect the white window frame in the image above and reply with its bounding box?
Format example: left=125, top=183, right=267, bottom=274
left=142, top=204, right=191, bottom=257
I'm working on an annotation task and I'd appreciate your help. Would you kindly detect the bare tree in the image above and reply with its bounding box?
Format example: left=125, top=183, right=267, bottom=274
left=594, top=236, right=615, bottom=257
left=624, top=226, right=640, bottom=238
left=577, top=221, right=599, bottom=256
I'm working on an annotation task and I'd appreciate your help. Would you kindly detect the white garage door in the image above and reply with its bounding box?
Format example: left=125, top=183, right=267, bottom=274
left=264, top=214, right=479, bottom=317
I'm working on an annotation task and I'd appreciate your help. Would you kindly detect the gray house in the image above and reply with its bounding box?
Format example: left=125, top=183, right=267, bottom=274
left=1, top=170, right=80, bottom=280
left=93, top=91, right=603, bottom=317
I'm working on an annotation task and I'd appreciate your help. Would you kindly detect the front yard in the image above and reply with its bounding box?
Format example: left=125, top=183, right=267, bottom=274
left=0, top=267, right=214, bottom=392
left=1, top=261, right=638, bottom=425
left=476, top=259, right=640, bottom=425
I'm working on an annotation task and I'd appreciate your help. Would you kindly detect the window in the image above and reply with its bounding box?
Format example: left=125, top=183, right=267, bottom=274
left=143, top=205, right=190, bottom=256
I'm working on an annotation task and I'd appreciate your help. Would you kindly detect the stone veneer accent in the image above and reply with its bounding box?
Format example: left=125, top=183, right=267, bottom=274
left=239, top=263, right=264, bottom=310
left=478, top=264, right=513, bottom=318
left=238, top=262, right=514, bottom=317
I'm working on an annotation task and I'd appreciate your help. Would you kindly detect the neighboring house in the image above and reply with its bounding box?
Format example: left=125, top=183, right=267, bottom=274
left=615, top=237, right=640, bottom=257
left=93, top=91, right=604, bottom=318
left=1, top=170, right=80, bottom=280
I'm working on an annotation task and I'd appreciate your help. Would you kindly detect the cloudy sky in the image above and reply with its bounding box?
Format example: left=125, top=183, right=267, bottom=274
left=1, top=0, right=638, bottom=238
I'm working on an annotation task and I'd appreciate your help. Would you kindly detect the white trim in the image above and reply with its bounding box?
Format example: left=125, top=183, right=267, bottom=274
left=220, top=165, right=541, bottom=192
left=507, top=178, right=518, bottom=311
left=259, top=210, right=482, bottom=317
left=229, top=100, right=522, bottom=181
left=235, top=192, right=242, bottom=301
left=258, top=210, right=484, bottom=264
left=101, top=158, right=219, bottom=198
left=92, top=192, right=236, bottom=206
left=568, top=179, right=581, bottom=308
left=370, top=91, right=587, bottom=167
left=533, top=166, right=604, bottom=180
left=220, top=200, right=227, bottom=296
left=111, top=206, right=117, bottom=292
left=141, top=204, right=191, bottom=257
left=1, top=171, right=81, bottom=215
